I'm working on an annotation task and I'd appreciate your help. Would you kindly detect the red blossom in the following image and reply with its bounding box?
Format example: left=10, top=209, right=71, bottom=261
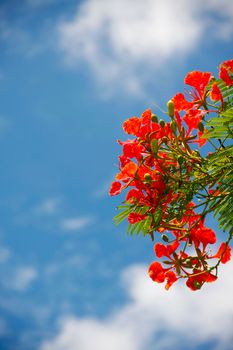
left=128, top=212, right=146, bottom=224
left=109, top=181, right=122, bottom=196
left=148, top=262, right=166, bottom=283
left=191, top=226, right=216, bottom=249
left=184, top=71, right=211, bottom=102
left=141, top=109, right=152, bottom=124
left=196, top=130, right=207, bottom=148
left=118, top=154, right=131, bottom=167
left=219, top=59, right=233, bottom=86
left=116, top=161, right=138, bottom=181
left=219, top=66, right=233, bottom=86
left=164, top=270, right=178, bottom=290
left=118, top=139, right=144, bottom=161
left=123, top=117, right=141, bottom=136
left=222, top=59, right=233, bottom=71
left=186, top=270, right=217, bottom=291
left=173, top=93, right=193, bottom=111
left=183, top=109, right=206, bottom=132
left=148, top=262, right=178, bottom=289
left=212, top=243, right=231, bottom=264
left=154, top=241, right=179, bottom=259
left=126, top=189, right=143, bottom=202
left=210, top=82, right=223, bottom=102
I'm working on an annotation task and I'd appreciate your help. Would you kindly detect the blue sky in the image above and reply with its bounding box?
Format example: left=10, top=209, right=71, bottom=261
left=0, top=0, right=233, bottom=349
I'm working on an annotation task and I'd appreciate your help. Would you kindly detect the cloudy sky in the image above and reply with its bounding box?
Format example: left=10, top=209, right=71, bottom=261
left=0, top=0, right=233, bottom=349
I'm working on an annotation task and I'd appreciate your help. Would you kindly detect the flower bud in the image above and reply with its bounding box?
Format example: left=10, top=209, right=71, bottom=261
left=151, top=114, right=158, bottom=123
left=209, top=75, right=215, bottom=83
left=161, top=234, right=169, bottom=242
left=170, top=120, right=177, bottom=133
left=144, top=173, right=152, bottom=183
left=159, top=119, right=165, bottom=127
left=198, top=121, right=204, bottom=132
left=151, top=139, right=158, bottom=154
left=167, top=100, right=174, bottom=118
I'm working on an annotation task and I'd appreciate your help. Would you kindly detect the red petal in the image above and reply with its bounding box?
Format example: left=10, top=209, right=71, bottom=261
left=128, top=212, right=146, bottom=224
left=164, top=270, right=178, bottom=290
left=173, top=93, right=193, bottom=111
left=210, top=82, right=223, bottom=101
left=219, top=66, right=233, bottom=86
left=123, top=117, right=141, bottom=136
left=184, top=71, right=211, bottom=98
left=148, top=262, right=165, bottom=283
left=183, top=109, right=205, bottom=132
left=213, top=243, right=231, bottom=264
left=109, top=181, right=122, bottom=196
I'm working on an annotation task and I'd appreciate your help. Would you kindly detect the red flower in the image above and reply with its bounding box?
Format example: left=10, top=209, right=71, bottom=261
left=164, top=270, right=178, bottom=290
left=118, top=139, right=144, bottom=161
left=210, top=82, right=223, bottom=102
left=109, top=181, right=122, bottom=196
left=148, top=262, right=165, bottom=283
left=123, top=117, right=141, bottom=136
left=126, top=189, right=142, bottom=202
left=116, top=161, right=138, bottom=181
left=219, top=66, right=233, bottom=86
left=141, top=109, right=152, bottom=124
left=154, top=243, right=167, bottom=258
left=222, top=59, right=233, bottom=71
left=154, top=241, right=179, bottom=258
left=196, top=130, right=207, bottom=148
left=128, top=212, right=146, bottom=224
left=148, top=262, right=178, bottom=289
left=183, top=109, right=206, bottom=132
left=118, top=154, right=131, bottom=167
left=212, top=243, right=231, bottom=264
left=186, top=270, right=217, bottom=291
left=219, top=59, right=233, bottom=86
left=184, top=71, right=211, bottom=103
left=191, top=226, right=216, bottom=249
left=172, top=93, right=193, bottom=111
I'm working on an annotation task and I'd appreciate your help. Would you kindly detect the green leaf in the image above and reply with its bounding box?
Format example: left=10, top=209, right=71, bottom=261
left=114, top=204, right=133, bottom=225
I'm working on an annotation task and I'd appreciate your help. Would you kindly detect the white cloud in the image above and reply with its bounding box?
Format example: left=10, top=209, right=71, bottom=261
left=40, top=260, right=233, bottom=350
left=57, top=0, right=233, bottom=96
left=14, top=197, right=62, bottom=228
left=60, top=216, right=93, bottom=231
left=3, top=266, right=38, bottom=291
left=34, top=197, right=61, bottom=215
left=0, top=246, right=11, bottom=263
left=203, top=0, right=233, bottom=40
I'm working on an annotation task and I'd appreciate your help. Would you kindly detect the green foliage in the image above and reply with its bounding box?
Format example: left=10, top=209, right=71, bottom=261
left=204, top=105, right=233, bottom=234
left=114, top=204, right=133, bottom=225
left=205, top=108, right=233, bottom=139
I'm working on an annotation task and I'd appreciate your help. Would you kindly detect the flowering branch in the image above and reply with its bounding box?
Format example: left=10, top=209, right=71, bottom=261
left=110, top=59, right=233, bottom=291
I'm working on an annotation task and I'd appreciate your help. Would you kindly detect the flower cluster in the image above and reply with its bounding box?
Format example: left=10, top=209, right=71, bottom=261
left=110, top=59, right=233, bottom=291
